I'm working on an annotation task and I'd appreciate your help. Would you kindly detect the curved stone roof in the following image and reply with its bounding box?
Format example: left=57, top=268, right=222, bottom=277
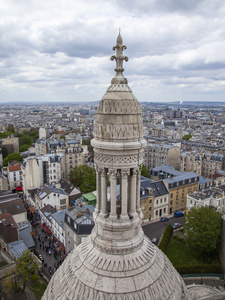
left=42, top=235, right=188, bottom=300
left=94, top=84, right=144, bottom=143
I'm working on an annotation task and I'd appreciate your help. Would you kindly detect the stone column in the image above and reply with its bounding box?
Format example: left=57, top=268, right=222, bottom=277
left=130, top=167, right=138, bottom=216
left=136, top=167, right=142, bottom=215
left=100, top=167, right=108, bottom=217
left=109, top=169, right=117, bottom=219
left=120, top=169, right=129, bottom=219
left=95, top=164, right=101, bottom=214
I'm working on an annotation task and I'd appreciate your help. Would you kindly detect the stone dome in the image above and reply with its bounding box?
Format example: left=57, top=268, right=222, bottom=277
left=94, top=84, right=144, bottom=143
left=42, top=235, right=188, bottom=300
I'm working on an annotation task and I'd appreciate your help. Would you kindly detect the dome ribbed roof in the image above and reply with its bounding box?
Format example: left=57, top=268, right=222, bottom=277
left=42, top=235, right=188, bottom=300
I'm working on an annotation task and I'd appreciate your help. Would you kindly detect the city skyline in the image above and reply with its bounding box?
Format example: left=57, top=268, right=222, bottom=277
left=1, top=0, right=225, bottom=103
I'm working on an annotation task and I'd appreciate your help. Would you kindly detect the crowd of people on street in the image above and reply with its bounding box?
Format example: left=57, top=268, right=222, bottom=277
left=25, top=201, right=67, bottom=279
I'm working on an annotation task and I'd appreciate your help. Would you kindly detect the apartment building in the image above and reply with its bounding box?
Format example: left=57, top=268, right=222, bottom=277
left=35, top=185, right=69, bottom=211
left=47, top=138, right=87, bottom=180
left=186, top=187, right=225, bottom=213
left=144, top=143, right=181, bottom=173
left=140, top=178, right=154, bottom=222
left=202, top=152, right=224, bottom=178
left=22, top=153, right=66, bottom=199
left=64, top=205, right=95, bottom=253
left=180, top=152, right=202, bottom=175
left=7, top=161, right=22, bottom=191
left=163, top=172, right=200, bottom=214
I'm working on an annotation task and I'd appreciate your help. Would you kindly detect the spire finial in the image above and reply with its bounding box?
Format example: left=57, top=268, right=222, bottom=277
left=110, top=31, right=128, bottom=84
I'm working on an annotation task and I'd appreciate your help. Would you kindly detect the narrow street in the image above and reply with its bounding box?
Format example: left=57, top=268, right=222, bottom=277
left=32, top=223, right=67, bottom=280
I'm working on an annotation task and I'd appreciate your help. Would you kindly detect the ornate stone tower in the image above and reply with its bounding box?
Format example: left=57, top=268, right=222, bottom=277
left=42, top=34, right=189, bottom=300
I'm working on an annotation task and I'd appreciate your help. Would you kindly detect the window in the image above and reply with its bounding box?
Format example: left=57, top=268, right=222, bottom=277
left=170, top=201, right=172, bottom=205
left=74, top=223, right=77, bottom=230
left=164, top=208, right=166, bottom=213
left=60, top=199, right=66, bottom=204
left=156, top=210, right=158, bottom=215
left=164, top=198, right=166, bottom=202
left=171, top=193, right=173, bottom=198
left=176, top=195, right=178, bottom=200
left=156, top=200, right=158, bottom=205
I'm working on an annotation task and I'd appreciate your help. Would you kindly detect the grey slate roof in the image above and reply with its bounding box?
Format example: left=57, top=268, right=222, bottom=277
left=151, top=165, right=182, bottom=177
left=164, top=172, right=199, bottom=184
left=19, top=225, right=35, bottom=249
left=8, top=240, right=28, bottom=259
left=140, top=178, right=169, bottom=197
left=37, top=185, right=68, bottom=200
left=199, top=176, right=212, bottom=185
left=51, top=209, right=68, bottom=229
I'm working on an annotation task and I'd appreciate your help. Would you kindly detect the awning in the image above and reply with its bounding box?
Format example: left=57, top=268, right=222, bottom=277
left=16, top=186, right=23, bottom=191
left=29, top=207, right=35, bottom=214
left=42, top=223, right=51, bottom=234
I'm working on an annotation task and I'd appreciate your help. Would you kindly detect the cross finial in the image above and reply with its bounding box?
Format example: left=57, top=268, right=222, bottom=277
left=110, top=31, right=128, bottom=84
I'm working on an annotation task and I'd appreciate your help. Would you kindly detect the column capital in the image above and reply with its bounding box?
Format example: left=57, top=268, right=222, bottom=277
left=98, top=167, right=106, bottom=175
left=121, top=169, right=130, bottom=176
left=109, top=168, right=117, bottom=178
left=132, top=167, right=139, bottom=176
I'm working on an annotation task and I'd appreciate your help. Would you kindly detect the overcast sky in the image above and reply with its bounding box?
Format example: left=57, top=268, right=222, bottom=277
left=1, top=0, right=225, bottom=103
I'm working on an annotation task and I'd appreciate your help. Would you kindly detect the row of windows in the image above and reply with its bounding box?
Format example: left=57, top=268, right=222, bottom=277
left=155, top=208, right=167, bottom=215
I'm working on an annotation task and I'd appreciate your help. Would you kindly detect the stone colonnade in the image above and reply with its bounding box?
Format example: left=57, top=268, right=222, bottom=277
left=95, top=165, right=141, bottom=219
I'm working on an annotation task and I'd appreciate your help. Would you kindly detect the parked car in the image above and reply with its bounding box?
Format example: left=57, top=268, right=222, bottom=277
left=174, top=211, right=184, bottom=218
left=173, top=223, right=181, bottom=229
left=152, top=237, right=158, bottom=245
left=160, top=217, right=169, bottom=222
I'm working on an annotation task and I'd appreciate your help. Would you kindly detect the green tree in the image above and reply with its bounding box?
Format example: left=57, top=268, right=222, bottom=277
left=0, top=132, right=11, bottom=139
left=69, top=165, right=96, bottom=193
left=141, top=164, right=149, bottom=178
left=182, top=134, right=192, bottom=140
left=29, top=131, right=39, bottom=141
left=3, top=153, right=23, bottom=166
left=184, top=206, right=222, bottom=261
left=19, top=144, right=30, bottom=152
left=15, top=250, right=39, bottom=291
left=20, top=135, right=33, bottom=146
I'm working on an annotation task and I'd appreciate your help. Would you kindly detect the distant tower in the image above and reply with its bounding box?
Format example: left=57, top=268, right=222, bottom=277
left=42, top=34, right=188, bottom=299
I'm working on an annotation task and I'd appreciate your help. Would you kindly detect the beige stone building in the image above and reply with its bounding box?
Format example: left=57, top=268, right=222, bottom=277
left=180, top=151, right=202, bottom=175
left=144, top=143, right=181, bottom=173
left=2, top=136, right=19, bottom=154
left=202, top=152, right=224, bottom=178
left=164, top=172, right=199, bottom=214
